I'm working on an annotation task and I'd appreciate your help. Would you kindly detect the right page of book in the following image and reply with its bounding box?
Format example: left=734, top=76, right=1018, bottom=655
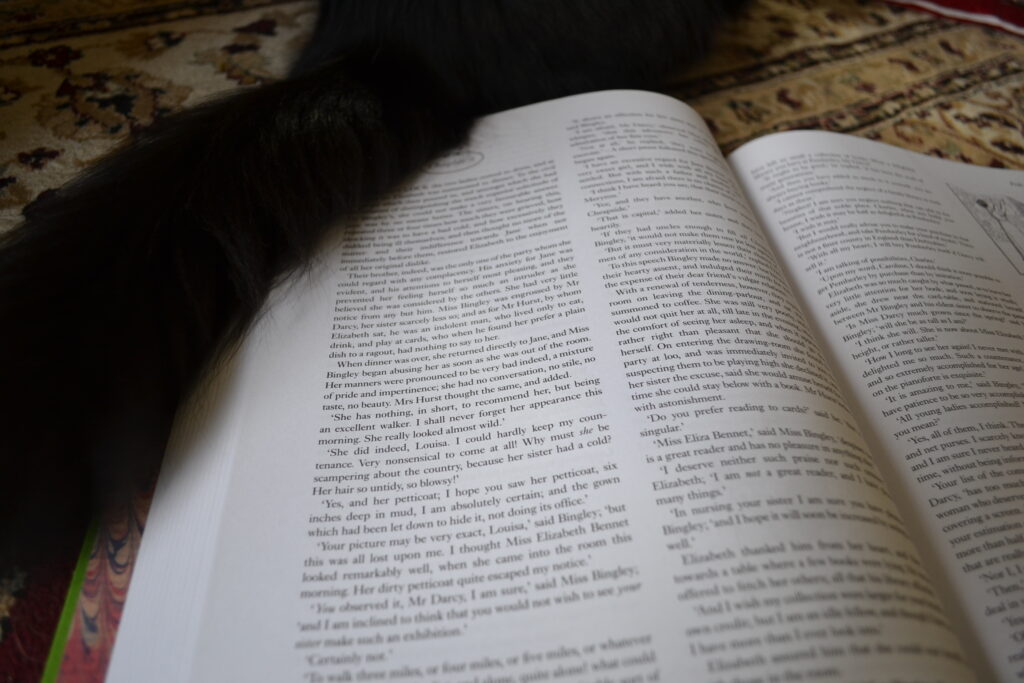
left=731, top=131, right=1024, bottom=682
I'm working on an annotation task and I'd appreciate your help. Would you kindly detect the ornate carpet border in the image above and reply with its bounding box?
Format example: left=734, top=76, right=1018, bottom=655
left=711, top=54, right=1024, bottom=153
left=670, top=18, right=954, bottom=99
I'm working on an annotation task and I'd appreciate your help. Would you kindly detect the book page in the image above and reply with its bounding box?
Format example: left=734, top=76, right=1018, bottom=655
left=731, top=132, right=1024, bottom=682
left=111, top=92, right=971, bottom=682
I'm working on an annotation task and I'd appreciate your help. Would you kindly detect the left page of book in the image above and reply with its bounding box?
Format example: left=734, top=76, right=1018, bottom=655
left=108, top=91, right=971, bottom=683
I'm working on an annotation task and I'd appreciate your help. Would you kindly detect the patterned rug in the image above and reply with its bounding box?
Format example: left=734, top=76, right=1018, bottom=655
left=677, top=0, right=1024, bottom=167
left=1, top=1, right=1022, bottom=681
left=0, top=0, right=294, bottom=48
left=0, top=0, right=313, bottom=226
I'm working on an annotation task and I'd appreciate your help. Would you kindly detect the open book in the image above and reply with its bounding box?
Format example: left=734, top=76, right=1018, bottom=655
left=107, top=91, right=1024, bottom=682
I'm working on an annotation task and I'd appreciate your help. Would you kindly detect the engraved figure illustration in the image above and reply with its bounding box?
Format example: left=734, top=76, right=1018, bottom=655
left=951, top=186, right=1024, bottom=274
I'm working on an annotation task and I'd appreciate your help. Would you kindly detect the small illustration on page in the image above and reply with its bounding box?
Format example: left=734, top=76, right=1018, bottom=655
left=950, top=186, right=1024, bottom=274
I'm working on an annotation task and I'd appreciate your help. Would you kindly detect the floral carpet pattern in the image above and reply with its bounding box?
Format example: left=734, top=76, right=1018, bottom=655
left=0, top=0, right=1022, bottom=681
left=0, top=0, right=293, bottom=48
left=0, top=0, right=314, bottom=229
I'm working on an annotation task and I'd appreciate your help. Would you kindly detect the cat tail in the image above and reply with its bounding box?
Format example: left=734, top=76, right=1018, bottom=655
left=0, top=50, right=472, bottom=563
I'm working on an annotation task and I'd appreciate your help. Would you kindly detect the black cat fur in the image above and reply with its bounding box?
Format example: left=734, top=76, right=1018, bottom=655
left=0, top=1, right=745, bottom=565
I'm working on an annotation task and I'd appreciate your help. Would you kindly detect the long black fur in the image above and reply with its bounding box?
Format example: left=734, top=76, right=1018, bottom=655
left=0, top=1, right=744, bottom=564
